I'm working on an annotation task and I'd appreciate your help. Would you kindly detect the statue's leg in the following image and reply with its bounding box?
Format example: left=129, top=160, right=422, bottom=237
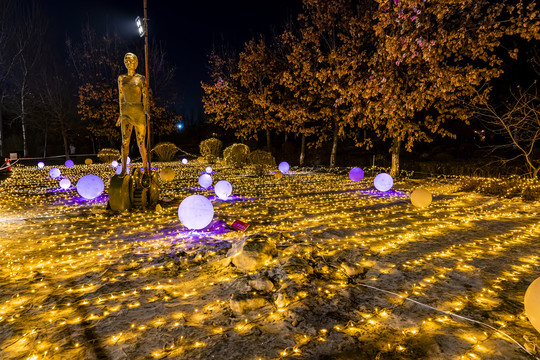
left=121, top=121, right=133, bottom=176
left=134, top=122, right=147, bottom=172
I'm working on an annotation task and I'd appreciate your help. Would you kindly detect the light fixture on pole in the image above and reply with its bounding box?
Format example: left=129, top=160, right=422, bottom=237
left=136, top=0, right=151, bottom=176
left=135, top=16, right=145, bottom=37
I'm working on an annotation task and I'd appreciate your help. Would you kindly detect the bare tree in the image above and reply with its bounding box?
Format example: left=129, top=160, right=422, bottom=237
left=475, top=82, right=540, bottom=179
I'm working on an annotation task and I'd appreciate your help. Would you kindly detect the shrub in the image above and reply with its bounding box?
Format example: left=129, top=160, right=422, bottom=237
left=199, top=138, right=223, bottom=163
left=223, top=143, right=250, bottom=168
left=152, top=142, right=180, bottom=162
left=249, top=150, right=275, bottom=176
left=459, top=176, right=540, bottom=201
left=97, top=148, right=120, bottom=163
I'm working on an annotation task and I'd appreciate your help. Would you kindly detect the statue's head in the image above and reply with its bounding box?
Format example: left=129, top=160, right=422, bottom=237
left=124, top=53, right=138, bottom=70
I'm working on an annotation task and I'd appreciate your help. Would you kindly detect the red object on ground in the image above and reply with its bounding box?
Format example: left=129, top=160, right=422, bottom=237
left=4, top=158, right=11, bottom=172
left=230, top=220, right=249, bottom=231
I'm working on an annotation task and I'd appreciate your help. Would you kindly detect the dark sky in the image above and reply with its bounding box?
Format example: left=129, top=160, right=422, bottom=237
left=41, top=0, right=302, bottom=115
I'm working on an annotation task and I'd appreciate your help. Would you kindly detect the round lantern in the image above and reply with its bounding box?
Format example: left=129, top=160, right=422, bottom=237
left=278, top=162, right=290, bottom=174
left=525, top=277, right=540, bottom=333
left=182, top=158, right=188, bottom=164
left=410, top=188, right=432, bottom=208
left=126, top=156, right=131, bottom=165
left=275, top=171, right=283, bottom=180
left=349, top=167, right=364, bottom=182
left=49, top=167, right=61, bottom=179
left=178, top=194, right=214, bottom=230
left=111, top=160, right=119, bottom=168
left=205, top=166, right=213, bottom=174
left=37, top=162, right=45, bottom=169
left=76, top=174, right=104, bottom=199
left=59, top=178, right=71, bottom=190
left=198, top=174, right=212, bottom=188
left=84, top=158, right=93, bottom=165
left=214, top=180, right=233, bottom=200
left=374, top=173, right=393, bottom=192
left=65, top=160, right=74, bottom=168
left=160, top=167, right=174, bottom=182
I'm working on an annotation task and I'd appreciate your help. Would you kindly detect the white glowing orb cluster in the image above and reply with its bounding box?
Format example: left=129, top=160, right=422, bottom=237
left=178, top=194, right=214, bottom=230
left=76, top=174, right=104, bottom=199
left=374, top=173, right=393, bottom=192
left=214, top=180, right=233, bottom=200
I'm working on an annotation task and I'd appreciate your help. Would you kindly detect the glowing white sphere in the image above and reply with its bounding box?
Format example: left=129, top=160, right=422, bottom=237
left=182, top=158, right=188, bottom=164
left=49, top=167, right=61, bottom=178
left=374, top=173, right=393, bottom=192
left=116, top=165, right=130, bottom=175
left=65, top=160, right=74, bottom=168
left=525, top=277, right=540, bottom=333
left=76, top=174, right=104, bottom=199
left=205, top=166, right=213, bottom=174
left=214, top=180, right=233, bottom=200
left=411, top=188, right=432, bottom=208
left=160, top=167, right=174, bottom=182
left=278, top=162, right=290, bottom=173
left=126, top=156, right=131, bottom=165
left=178, top=194, right=214, bottom=230
left=198, top=174, right=212, bottom=188
left=111, top=160, right=118, bottom=168
left=37, top=162, right=45, bottom=169
left=59, top=178, right=71, bottom=190
left=349, top=167, right=364, bottom=182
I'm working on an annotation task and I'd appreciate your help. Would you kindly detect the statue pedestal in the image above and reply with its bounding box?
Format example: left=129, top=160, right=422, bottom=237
left=108, top=169, right=159, bottom=211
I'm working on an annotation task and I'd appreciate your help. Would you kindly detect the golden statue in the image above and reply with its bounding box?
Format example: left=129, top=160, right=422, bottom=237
left=116, top=52, right=149, bottom=176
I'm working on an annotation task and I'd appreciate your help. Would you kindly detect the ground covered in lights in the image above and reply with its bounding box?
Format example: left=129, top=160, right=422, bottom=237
left=1, top=162, right=540, bottom=360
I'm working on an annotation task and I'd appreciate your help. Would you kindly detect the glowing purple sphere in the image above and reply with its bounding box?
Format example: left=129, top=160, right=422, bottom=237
left=349, top=167, right=364, bottom=182
left=278, top=162, right=290, bottom=174
left=182, top=158, right=188, bottom=164
left=111, top=160, right=119, bottom=168
left=76, top=174, right=104, bottom=199
left=59, top=178, right=71, bottom=190
left=205, top=166, right=213, bottom=174
left=374, top=173, right=393, bottom=192
left=37, top=162, right=45, bottom=169
left=49, top=167, right=61, bottom=178
left=214, top=180, right=233, bottom=200
left=198, top=174, right=212, bottom=188
left=178, top=195, right=214, bottom=230
left=65, top=160, right=74, bottom=168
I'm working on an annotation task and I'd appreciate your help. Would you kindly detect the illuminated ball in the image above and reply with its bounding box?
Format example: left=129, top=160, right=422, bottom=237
left=160, top=167, right=174, bottom=182
left=116, top=165, right=129, bottom=175
left=525, top=277, right=540, bottom=333
left=65, top=160, right=74, bottom=168
left=178, top=194, right=214, bottom=230
left=349, top=167, right=364, bottom=182
left=59, top=178, right=71, bottom=190
left=49, top=167, right=61, bottom=178
left=111, top=160, right=118, bottom=168
left=182, top=158, right=188, bottom=164
left=278, top=161, right=290, bottom=174
left=76, top=174, right=104, bottom=199
left=410, top=188, right=432, bottom=208
left=126, top=156, right=131, bottom=165
left=37, top=162, right=45, bottom=169
left=275, top=171, right=283, bottom=180
left=205, top=166, right=213, bottom=174
left=374, top=172, right=393, bottom=192
left=85, top=158, right=93, bottom=165
left=214, top=180, right=233, bottom=200
left=198, top=174, right=212, bottom=188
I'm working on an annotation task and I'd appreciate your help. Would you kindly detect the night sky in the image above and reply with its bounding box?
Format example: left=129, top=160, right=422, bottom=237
left=41, top=0, right=302, bottom=115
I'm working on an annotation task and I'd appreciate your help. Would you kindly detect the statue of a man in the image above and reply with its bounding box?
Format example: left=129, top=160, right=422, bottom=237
left=116, top=52, right=149, bottom=176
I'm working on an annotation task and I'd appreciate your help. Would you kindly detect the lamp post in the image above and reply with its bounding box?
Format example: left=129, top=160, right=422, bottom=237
left=136, top=0, right=151, bottom=175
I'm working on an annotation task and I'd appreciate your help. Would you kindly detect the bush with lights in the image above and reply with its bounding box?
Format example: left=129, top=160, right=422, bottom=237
left=199, top=138, right=223, bottom=164
left=249, top=150, right=275, bottom=176
left=97, top=148, right=121, bottom=164
left=151, top=142, right=180, bottom=162
left=223, top=143, right=250, bottom=169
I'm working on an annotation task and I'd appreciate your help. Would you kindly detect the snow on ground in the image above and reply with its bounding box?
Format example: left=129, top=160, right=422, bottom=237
left=0, top=162, right=539, bottom=360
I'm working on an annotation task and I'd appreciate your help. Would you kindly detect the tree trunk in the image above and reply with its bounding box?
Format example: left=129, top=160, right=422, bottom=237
left=390, top=138, right=401, bottom=178
left=299, top=132, right=306, bottom=167
left=329, top=120, right=339, bottom=168
left=265, top=127, right=272, bottom=153
left=43, top=125, right=47, bottom=158
left=21, top=116, right=28, bottom=157
left=61, top=125, right=70, bottom=160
